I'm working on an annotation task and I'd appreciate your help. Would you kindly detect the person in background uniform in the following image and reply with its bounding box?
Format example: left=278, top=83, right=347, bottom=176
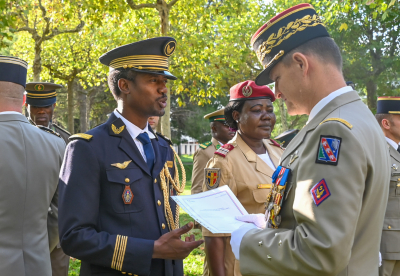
left=191, top=108, right=235, bottom=196
left=203, top=81, right=283, bottom=276
left=58, top=37, right=203, bottom=276
left=148, top=116, right=160, bottom=131
left=25, top=82, right=70, bottom=276
left=25, top=82, right=70, bottom=143
left=375, top=97, right=400, bottom=276
left=0, top=56, right=65, bottom=276
left=274, top=129, right=299, bottom=148
left=190, top=108, right=235, bottom=276
left=230, top=4, right=391, bottom=276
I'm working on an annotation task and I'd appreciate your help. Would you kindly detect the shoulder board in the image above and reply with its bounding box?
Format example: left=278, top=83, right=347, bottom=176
left=156, top=132, right=173, bottom=145
left=214, top=143, right=235, bottom=158
left=199, top=141, right=212, bottom=149
left=269, top=139, right=282, bottom=148
left=319, top=118, right=353, bottom=130
left=69, top=133, right=93, bottom=141
left=37, top=125, right=61, bottom=138
left=53, top=124, right=71, bottom=136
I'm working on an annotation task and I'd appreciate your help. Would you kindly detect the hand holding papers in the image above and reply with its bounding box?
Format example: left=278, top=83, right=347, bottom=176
left=171, top=186, right=249, bottom=234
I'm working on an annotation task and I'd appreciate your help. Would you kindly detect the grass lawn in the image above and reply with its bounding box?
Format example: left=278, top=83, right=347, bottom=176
left=68, top=155, right=205, bottom=276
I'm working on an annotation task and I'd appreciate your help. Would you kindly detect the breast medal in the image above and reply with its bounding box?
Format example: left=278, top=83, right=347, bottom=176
left=122, top=186, right=134, bottom=204
left=266, top=166, right=291, bottom=229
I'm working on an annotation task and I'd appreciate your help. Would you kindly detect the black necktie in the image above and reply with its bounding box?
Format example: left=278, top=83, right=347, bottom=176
left=137, top=132, right=155, bottom=172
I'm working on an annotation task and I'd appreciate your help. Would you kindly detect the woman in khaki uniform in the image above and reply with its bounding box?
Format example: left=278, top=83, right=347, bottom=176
left=202, top=80, right=283, bottom=276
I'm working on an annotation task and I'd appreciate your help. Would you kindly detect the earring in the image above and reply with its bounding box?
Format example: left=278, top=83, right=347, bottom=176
left=236, top=120, right=239, bottom=123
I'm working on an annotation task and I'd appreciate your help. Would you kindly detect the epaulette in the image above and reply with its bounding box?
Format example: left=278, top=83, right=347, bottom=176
left=69, top=133, right=93, bottom=141
left=37, top=125, right=61, bottom=138
left=214, top=143, right=235, bottom=158
left=319, top=118, right=353, bottom=130
left=199, top=141, right=212, bottom=149
left=156, top=132, right=173, bottom=145
left=269, top=139, right=282, bottom=148
left=53, top=124, right=71, bottom=136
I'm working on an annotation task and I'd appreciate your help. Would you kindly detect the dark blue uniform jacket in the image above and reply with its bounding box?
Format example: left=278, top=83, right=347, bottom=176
left=58, top=113, right=183, bottom=276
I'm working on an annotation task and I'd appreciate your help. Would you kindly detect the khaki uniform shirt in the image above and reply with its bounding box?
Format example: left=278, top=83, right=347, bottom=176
left=240, top=91, right=391, bottom=276
left=381, top=143, right=400, bottom=260
left=0, top=113, right=65, bottom=276
left=202, top=133, right=283, bottom=276
left=191, top=137, right=221, bottom=195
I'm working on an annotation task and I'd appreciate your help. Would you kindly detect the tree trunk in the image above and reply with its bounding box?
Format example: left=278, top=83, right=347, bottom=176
left=67, top=79, right=75, bottom=133
left=277, top=99, right=288, bottom=132
left=33, top=40, right=42, bottom=82
left=79, top=89, right=87, bottom=133
left=366, top=79, right=377, bottom=112
left=157, top=1, right=171, bottom=138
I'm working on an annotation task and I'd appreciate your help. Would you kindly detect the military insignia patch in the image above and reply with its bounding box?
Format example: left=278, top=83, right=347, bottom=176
left=112, top=124, right=125, bottom=135
left=34, top=84, right=44, bottom=91
left=122, top=185, right=134, bottom=204
left=164, top=40, right=176, bottom=57
left=204, top=168, right=221, bottom=189
left=315, top=135, right=342, bottom=165
left=242, top=85, right=252, bottom=97
left=310, top=179, right=331, bottom=206
left=215, top=144, right=235, bottom=157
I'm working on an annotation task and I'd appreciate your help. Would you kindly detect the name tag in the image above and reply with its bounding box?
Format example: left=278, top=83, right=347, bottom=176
left=257, top=184, right=272, bottom=189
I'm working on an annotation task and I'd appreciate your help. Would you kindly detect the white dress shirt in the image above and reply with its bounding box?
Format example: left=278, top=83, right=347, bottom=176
left=258, top=153, right=276, bottom=170
left=113, top=110, right=155, bottom=162
left=385, top=137, right=398, bottom=150
left=307, top=86, right=353, bottom=124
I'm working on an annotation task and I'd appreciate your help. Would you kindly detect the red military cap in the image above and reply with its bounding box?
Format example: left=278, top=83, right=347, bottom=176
left=229, top=80, right=275, bottom=102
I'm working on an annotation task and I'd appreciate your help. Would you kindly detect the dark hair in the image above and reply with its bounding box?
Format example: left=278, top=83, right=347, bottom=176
left=375, top=113, right=392, bottom=127
left=225, top=100, right=246, bottom=129
left=107, top=69, right=137, bottom=99
left=282, top=37, right=342, bottom=71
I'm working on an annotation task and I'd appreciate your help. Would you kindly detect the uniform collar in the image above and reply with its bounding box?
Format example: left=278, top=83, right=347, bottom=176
left=386, top=137, right=398, bottom=150
left=307, top=86, right=353, bottom=124
left=113, top=109, right=155, bottom=140
left=211, top=137, right=223, bottom=147
left=0, top=111, right=22, bottom=115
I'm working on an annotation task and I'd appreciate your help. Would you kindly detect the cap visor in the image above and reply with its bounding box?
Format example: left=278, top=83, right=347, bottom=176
left=129, top=68, right=177, bottom=80
left=26, top=97, right=57, bottom=107
left=255, top=68, right=274, bottom=86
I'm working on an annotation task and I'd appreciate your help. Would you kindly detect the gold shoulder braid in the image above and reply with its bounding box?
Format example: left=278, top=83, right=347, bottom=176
left=159, top=145, right=186, bottom=231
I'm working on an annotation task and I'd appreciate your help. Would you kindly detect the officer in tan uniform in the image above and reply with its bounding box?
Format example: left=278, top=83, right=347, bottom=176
left=376, top=97, right=400, bottom=276
left=191, top=108, right=235, bottom=196
left=202, top=81, right=283, bottom=276
left=230, top=4, right=391, bottom=276
left=25, top=82, right=70, bottom=276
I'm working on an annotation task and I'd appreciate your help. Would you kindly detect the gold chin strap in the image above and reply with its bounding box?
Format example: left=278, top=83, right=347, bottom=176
left=159, top=145, right=186, bottom=231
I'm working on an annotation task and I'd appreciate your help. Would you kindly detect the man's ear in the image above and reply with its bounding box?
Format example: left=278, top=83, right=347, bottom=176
left=292, top=52, right=309, bottom=77
left=381, top=118, right=391, bottom=130
left=118, top=78, right=130, bottom=95
left=53, top=103, right=57, bottom=108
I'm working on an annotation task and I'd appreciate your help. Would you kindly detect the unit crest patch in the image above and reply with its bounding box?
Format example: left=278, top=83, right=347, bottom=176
left=316, top=135, right=342, bottom=166
left=122, top=185, right=134, bottom=204
left=205, top=168, right=221, bottom=189
left=215, top=144, right=235, bottom=157
left=310, top=179, right=331, bottom=206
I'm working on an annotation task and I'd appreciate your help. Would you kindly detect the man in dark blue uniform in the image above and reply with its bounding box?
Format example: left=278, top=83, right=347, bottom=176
left=58, top=37, right=203, bottom=276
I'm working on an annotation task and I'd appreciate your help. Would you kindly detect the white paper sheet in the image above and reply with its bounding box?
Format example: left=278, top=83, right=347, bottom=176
left=171, top=186, right=249, bottom=234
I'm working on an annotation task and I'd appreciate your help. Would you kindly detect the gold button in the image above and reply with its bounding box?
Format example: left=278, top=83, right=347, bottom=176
left=388, top=226, right=392, bottom=229
left=157, top=200, right=161, bottom=206
left=154, top=179, right=157, bottom=183
left=162, top=223, right=166, bottom=229
left=125, top=178, right=129, bottom=183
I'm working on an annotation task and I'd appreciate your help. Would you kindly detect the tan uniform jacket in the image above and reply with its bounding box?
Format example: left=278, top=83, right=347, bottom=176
left=203, top=133, right=283, bottom=276
left=0, top=113, right=65, bottom=276
left=381, top=143, right=400, bottom=260
left=240, top=91, right=391, bottom=276
left=191, top=137, right=220, bottom=195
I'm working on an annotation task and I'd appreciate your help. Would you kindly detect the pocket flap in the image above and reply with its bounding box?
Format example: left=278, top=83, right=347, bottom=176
left=383, top=218, right=400, bottom=230
left=252, top=189, right=269, bottom=203
left=106, top=168, right=143, bottom=185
